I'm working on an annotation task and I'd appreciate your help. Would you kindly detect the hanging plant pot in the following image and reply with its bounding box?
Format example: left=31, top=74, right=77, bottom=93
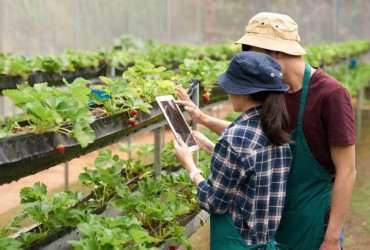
left=27, top=71, right=64, bottom=85
left=0, top=75, right=23, bottom=91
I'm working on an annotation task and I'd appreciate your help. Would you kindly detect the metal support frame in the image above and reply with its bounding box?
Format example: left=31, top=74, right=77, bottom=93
left=64, top=162, right=69, bottom=191
left=0, top=96, right=4, bottom=118
left=154, top=127, right=162, bottom=178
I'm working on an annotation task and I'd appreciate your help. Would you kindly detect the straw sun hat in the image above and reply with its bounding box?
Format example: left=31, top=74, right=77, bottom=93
left=236, top=12, right=307, bottom=56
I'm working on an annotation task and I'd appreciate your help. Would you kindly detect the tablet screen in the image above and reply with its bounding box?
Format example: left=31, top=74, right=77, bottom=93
left=156, top=96, right=198, bottom=151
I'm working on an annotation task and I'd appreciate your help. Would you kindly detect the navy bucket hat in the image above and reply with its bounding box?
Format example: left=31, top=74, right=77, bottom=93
left=218, top=51, right=289, bottom=95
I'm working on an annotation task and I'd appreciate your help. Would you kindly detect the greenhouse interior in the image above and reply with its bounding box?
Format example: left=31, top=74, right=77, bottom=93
left=0, top=1, right=369, bottom=249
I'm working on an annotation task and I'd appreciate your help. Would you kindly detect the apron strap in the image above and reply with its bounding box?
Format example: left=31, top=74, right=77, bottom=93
left=297, top=62, right=311, bottom=128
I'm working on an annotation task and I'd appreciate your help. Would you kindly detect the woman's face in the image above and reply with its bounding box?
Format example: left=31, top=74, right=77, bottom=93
left=228, top=94, right=245, bottom=112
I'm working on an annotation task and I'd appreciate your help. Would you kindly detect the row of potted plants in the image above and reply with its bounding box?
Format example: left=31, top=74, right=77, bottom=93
left=0, top=132, right=217, bottom=249
left=1, top=39, right=369, bottom=91
left=0, top=59, right=229, bottom=184
left=1, top=50, right=370, bottom=184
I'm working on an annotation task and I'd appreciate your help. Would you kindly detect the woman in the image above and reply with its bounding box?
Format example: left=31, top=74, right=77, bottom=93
left=173, top=51, right=293, bottom=249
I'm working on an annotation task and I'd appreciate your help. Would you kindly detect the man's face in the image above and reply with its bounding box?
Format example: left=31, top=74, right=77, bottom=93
left=242, top=45, right=286, bottom=82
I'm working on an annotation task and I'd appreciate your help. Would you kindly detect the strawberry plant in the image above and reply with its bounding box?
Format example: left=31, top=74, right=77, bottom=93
left=91, top=76, right=152, bottom=116
left=122, top=61, right=178, bottom=103
left=0, top=182, right=87, bottom=248
left=111, top=176, right=193, bottom=249
left=0, top=134, right=217, bottom=249
left=179, top=58, right=228, bottom=103
left=68, top=213, right=160, bottom=250
left=0, top=118, right=19, bottom=139
left=2, top=78, right=96, bottom=147
left=62, top=49, right=102, bottom=72
left=327, top=63, right=370, bottom=96
left=79, top=149, right=127, bottom=206
left=0, top=236, right=22, bottom=250
left=2, top=54, right=32, bottom=80
left=32, top=54, right=63, bottom=74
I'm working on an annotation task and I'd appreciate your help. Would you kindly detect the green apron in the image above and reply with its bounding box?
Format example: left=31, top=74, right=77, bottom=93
left=274, top=63, right=334, bottom=249
left=210, top=212, right=291, bottom=250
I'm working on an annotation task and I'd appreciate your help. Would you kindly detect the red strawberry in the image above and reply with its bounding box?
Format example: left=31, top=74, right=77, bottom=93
left=128, top=118, right=136, bottom=127
left=202, top=93, right=210, bottom=104
left=56, top=144, right=65, bottom=154
left=130, top=109, right=139, bottom=119
left=169, top=245, right=176, bottom=250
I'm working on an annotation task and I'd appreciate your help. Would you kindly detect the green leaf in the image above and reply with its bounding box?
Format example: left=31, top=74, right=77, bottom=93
left=129, top=228, right=160, bottom=244
left=71, top=121, right=96, bottom=148
left=20, top=182, right=47, bottom=203
left=69, top=238, right=99, bottom=250
left=24, top=102, right=53, bottom=121
left=137, top=102, right=152, bottom=114
left=0, top=236, right=23, bottom=250
left=2, top=89, right=34, bottom=104
left=70, top=85, right=91, bottom=103
left=94, top=149, right=112, bottom=168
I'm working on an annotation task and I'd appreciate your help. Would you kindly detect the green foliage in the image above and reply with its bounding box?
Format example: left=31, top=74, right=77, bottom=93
left=179, top=58, right=228, bottom=93
left=1, top=54, right=32, bottom=79
left=327, top=63, right=370, bottom=97
left=62, top=49, right=102, bottom=71
left=32, top=54, right=63, bottom=73
left=304, top=39, right=370, bottom=67
left=2, top=78, right=95, bottom=147
left=0, top=236, right=23, bottom=250
left=122, top=61, right=177, bottom=103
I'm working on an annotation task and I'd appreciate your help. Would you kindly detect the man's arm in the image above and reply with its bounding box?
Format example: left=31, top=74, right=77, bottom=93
left=175, top=86, right=230, bottom=134
left=320, top=144, right=356, bottom=250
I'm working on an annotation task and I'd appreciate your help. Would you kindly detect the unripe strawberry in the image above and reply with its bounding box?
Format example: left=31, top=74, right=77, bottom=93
left=56, top=144, right=65, bottom=154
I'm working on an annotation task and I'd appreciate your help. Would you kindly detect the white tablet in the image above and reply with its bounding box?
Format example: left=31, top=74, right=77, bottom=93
left=156, top=95, right=199, bottom=152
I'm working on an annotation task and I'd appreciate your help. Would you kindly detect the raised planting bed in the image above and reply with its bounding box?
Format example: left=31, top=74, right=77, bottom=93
left=0, top=63, right=107, bottom=92
left=0, top=102, right=163, bottom=185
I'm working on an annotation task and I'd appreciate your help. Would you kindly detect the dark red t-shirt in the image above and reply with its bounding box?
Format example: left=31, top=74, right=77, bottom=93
left=284, top=68, right=355, bottom=176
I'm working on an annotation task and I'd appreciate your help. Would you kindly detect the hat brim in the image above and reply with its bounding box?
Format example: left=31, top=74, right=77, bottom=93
left=218, top=72, right=290, bottom=95
left=236, top=33, right=307, bottom=56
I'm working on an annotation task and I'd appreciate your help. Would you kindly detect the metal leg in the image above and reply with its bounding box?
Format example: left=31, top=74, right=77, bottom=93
left=0, top=96, right=4, bottom=118
left=64, top=162, right=69, bottom=191
left=154, top=127, right=162, bottom=178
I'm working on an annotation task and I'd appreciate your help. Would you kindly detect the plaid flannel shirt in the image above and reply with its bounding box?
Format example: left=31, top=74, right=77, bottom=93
left=197, top=106, right=292, bottom=245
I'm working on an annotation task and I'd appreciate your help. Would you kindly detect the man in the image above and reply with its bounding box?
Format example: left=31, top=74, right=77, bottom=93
left=175, top=12, right=356, bottom=250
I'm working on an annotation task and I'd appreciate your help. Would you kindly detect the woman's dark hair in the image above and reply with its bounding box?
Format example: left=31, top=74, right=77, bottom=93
left=250, top=92, right=293, bottom=146
left=242, top=44, right=251, bottom=51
